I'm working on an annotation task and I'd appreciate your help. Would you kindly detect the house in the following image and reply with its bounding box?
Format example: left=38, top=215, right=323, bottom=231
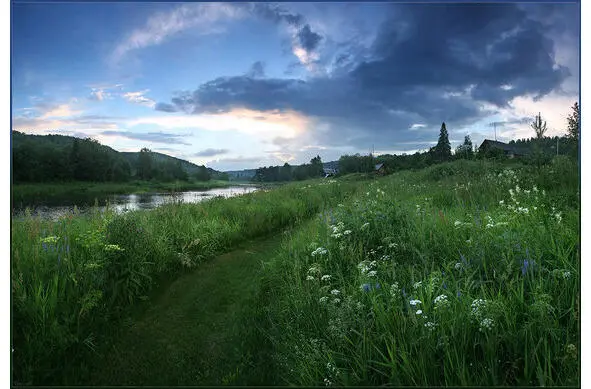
left=323, top=167, right=337, bottom=178
left=479, top=140, right=529, bottom=158
left=374, top=163, right=387, bottom=175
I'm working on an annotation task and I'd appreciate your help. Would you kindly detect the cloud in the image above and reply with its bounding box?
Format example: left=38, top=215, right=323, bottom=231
left=297, top=24, right=322, bottom=53
left=193, top=148, right=230, bottom=157
left=246, top=61, right=266, bottom=78
left=109, top=3, right=247, bottom=66
left=100, top=130, right=191, bottom=145
left=154, top=102, right=178, bottom=112
left=122, top=90, right=156, bottom=108
left=87, top=83, right=124, bottom=101
left=154, top=3, right=577, bottom=154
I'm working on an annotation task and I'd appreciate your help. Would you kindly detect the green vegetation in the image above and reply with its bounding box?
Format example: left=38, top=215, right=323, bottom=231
left=258, top=158, right=579, bottom=386
left=11, top=178, right=358, bottom=385
left=12, top=131, right=227, bottom=185
left=12, top=180, right=234, bottom=207
left=252, top=155, right=326, bottom=182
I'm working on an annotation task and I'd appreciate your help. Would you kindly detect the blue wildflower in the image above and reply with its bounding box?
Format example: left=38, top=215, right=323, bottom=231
left=457, top=290, right=462, bottom=297
left=443, top=282, right=447, bottom=290
left=362, top=283, right=371, bottom=292
left=521, top=259, right=530, bottom=276
left=402, top=288, right=407, bottom=298
left=42, top=242, right=48, bottom=251
left=375, top=283, right=381, bottom=290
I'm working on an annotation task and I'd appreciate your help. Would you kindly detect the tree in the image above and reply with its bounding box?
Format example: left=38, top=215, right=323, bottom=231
left=531, top=112, right=548, bottom=139
left=531, top=113, right=548, bottom=168
left=455, top=135, right=474, bottom=159
left=566, top=102, right=580, bottom=142
left=309, top=155, right=324, bottom=178
left=137, top=148, right=153, bottom=180
left=433, top=122, right=452, bottom=162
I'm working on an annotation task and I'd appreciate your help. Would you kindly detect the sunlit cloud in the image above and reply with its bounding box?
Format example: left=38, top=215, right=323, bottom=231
left=122, top=90, right=156, bottom=108
left=127, top=108, right=310, bottom=139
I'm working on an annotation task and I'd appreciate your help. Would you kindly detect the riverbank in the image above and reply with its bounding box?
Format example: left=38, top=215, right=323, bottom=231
left=11, top=177, right=360, bottom=385
left=11, top=180, right=239, bottom=207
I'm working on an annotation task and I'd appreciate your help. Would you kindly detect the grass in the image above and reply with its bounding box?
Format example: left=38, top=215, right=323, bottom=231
left=11, top=179, right=237, bottom=207
left=11, top=177, right=359, bottom=385
left=256, top=158, right=579, bottom=386
left=11, top=158, right=580, bottom=386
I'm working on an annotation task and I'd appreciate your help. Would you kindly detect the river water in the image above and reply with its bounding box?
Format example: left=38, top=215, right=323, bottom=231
left=14, top=186, right=259, bottom=221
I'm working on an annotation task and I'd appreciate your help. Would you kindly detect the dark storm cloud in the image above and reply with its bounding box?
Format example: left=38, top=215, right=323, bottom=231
left=156, top=3, right=577, bottom=150
left=193, top=148, right=230, bottom=157
left=101, top=130, right=190, bottom=145
left=297, top=24, right=322, bottom=52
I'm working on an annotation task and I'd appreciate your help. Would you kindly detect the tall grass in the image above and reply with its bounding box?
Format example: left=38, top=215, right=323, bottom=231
left=11, top=178, right=359, bottom=385
left=259, top=159, right=579, bottom=386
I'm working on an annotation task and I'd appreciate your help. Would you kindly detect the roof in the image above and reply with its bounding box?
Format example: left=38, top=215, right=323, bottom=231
left=479, top=139, right=529, bottom=155
left=375, top=163, right=384, bottom=170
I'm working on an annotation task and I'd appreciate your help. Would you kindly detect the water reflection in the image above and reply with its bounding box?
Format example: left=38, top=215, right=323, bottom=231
left=14, top=186, right=258, bottom=221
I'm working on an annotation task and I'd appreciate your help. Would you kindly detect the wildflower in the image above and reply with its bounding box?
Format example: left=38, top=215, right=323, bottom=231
left=368, top=270, right=378, bottom=277
left=521, top=259, right=530, bottom=276
left=409, top=299, right=422, bottom=306
left=312, top=247, right=328, bottom=256
left=388, top=243, right=398, bottom=248
left=416, top=309, right=423, bottom=315
left=499, top=200, right=505, bottom=205
left=479, top=318, right=495, bottom=332
left=380, top=254, right=390, bottom=261
left=321, top=275, right=332, bottom=282
left=434, top=294, right=449, bottom=310
left=424, top=321, right=436, bottom=331
left=455, top=262, right=462, bottom=270
left=389, top=283, right=400, bottom=298
left=343, top=230, right=352, bottom=235
left=456, top=290, right=462, bottom=297
left=331, top=289, right=340, bottom=296
left=413, top=281, right=422, bottom=290
left=104, top=244, right=124, bottom=252
left=306, top=275, right=315, bottom=281
left=566, top=344, right=577, bottom=360
left=562, top=271, right=571, bottom=279
left=471, top=299, right=487, bottom=319
left=324, top=378, right=332, bottom=386
left=554, top=213, right=562, bottom=223
left=332, top=298, right=341, bottom=304
left=40, top=236, right=60, bottom=244
left=361, top=283, right=371, bottom=292
left=319, top=296, right=329, bottom=304
left=361, top=222, right=370, bottom=230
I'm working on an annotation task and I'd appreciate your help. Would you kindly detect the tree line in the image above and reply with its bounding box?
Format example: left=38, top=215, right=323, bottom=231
left=12, top=132, right=217, bottom=183
left=252, top=156, right=325, bottom=182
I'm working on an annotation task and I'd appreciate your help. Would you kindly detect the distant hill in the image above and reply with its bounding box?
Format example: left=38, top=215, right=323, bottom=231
left=121, top=151, right=224, bottom=179
left=11, top=131, right=225, bottom=180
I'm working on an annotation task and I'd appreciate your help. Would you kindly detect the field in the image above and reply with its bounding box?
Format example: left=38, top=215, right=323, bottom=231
left=11, top=158, right=579, bottom=386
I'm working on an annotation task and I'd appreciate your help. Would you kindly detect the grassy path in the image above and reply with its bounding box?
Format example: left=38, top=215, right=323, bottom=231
left=82, top=232, right=285, bottom=386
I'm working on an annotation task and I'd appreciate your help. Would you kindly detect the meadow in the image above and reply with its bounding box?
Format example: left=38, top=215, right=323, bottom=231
left=258, top=157, right=579, bottom=386
left=11, top=158, right=579, bottom=386
left=11, top=178, right=358, bottom=384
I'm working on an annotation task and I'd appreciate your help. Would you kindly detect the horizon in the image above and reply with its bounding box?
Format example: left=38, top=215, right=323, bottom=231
left=11, top=2, right=580, bottom=171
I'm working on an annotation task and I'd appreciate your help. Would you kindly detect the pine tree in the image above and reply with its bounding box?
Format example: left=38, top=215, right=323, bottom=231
left=566, top=102, right=580, bottom=142
left=434, top=122, right=452, bottom=162
left=531, top=112, right=547, bottom=139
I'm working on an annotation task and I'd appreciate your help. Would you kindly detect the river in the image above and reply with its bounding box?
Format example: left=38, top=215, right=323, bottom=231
left=13, top=186, right=259, bottom=221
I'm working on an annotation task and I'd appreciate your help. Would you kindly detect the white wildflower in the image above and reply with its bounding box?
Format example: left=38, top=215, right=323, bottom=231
left=331, top=289, right=340, bottom=296
left=319, top=296, right=329, bottom=304
left=563, top=271, right=571, bottom=279
left=368, top=270, right=378, bottom=277
left=413, top=281, right=422, bottom=290
left=306, top=275, right=315, bottom=281
left=361, top=222, right=370, bottom=230
left=434, top=294, right=450, bottom=309
left=479, top=317, right=495, bottom=332
left=321, top=275, right=332, bottom=282
left=409, top=299, right=422, bottom=306
left=424, top=321, right=436, bottom=331
left=332, top=298, right=341, bottom=304
left=343, top=230, right=352, bottom=235
left=416, top=309, right=423, bottom=315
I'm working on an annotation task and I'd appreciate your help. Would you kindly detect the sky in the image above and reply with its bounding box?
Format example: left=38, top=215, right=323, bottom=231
left=11, top=2, right=580, bottom=171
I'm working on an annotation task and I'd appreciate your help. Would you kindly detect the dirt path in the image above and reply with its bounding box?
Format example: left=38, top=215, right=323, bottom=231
left=83, top=233, right=285, bottom=386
